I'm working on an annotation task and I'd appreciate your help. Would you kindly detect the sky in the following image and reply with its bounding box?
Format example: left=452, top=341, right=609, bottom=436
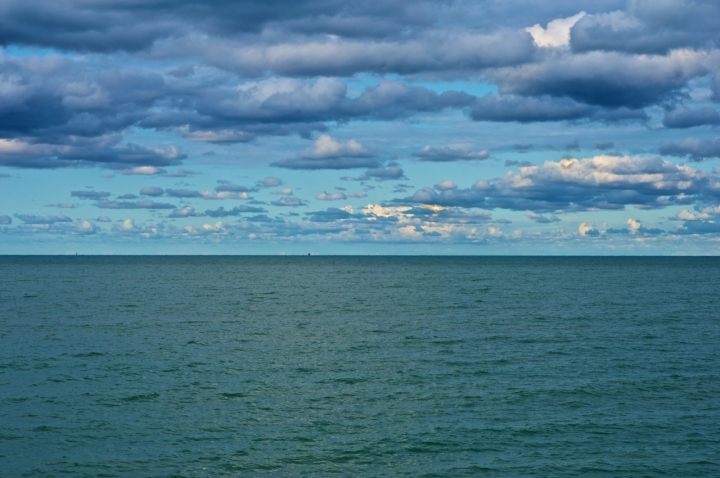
left=1, top=0, right=720, bottom=254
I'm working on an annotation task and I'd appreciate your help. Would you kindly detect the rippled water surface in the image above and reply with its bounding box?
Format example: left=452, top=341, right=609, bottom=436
left=1, top=256, right=719, bottom=476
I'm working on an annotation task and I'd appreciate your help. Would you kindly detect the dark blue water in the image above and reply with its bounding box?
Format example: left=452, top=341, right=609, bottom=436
left=1, top=256, right=719, bottom=476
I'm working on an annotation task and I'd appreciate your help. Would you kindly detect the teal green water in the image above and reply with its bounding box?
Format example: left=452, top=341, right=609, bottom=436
left=1, top=256, right=719, bottom=476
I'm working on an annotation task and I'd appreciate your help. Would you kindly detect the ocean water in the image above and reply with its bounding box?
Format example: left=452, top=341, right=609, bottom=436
left=1, top=256, right=719, bottom=477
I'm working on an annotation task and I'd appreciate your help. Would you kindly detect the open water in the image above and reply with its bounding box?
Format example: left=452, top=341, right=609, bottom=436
left=1, top=256, right=719, bottom=476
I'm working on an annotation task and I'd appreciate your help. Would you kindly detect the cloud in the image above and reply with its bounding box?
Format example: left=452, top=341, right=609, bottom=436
left=272, top=155, right=378, bottom=170
left=0, top=143, right=185, bottom=170
left=96, top=216, right=111, bottom=222
left=69, top=190, right=111, bottom=200
left=272, top=135, right=379, bottom=170
left=7, top=218, right=97, bottom=235
left=165, top=188, right=202, bottom=198
left=0, top=53, right=478, bottom=170
left=505, top=160, right=534, bottom=167
left=594, top=141, right=614, bottom=150
left=271, top=197, right=305, bottom=207
left=400, top=155, right=720, bottom=213
left=270, top=188, right=293, bottom=195
left=578, top=222, right=600, bottom=236
left=434, top=180, right=457, bottom=190
left=169, top=206, right=203, bottom=218
left=303, top=135, right=370, bottom=158
left=670, top=205, right=720, bottom=234
left=358, top=165, right=406, bottom=181
left=204, top=205, right=267, bottom=217
left=626, top=218, right=663, bottom=235
left=306, top=207, right=362, bottom=223
left=165, top=169, right=201, bottom=177
left=297, top=204, right=495, bottom=243
left=140, top=186, right=164, bottom=196
left=0, top=1, right=538, bottom=72
left=316, top=192, right=347, bottom=201
left=526, top=212, right=561, bottom=223
left=14, top=213, right=73, bottom=224
left=660, top=137, right=720, bottom=160
left=214, top=182, right=258, bottom=193
left=120, top=166, right=167, bottom=176
left=526, top=12, right=586, bottom=48
left=0, top=215, right=12, bottom=225
left=257, top=176, right=283, bottom=188
left=179, top=127, right=255, bottom=143
left=470, top=94, right=648, bottom=123
left=570, top=1, right=720, bottom=55
left=45, top=203, right=77, bottom=209
left=187, top=30, right=535, bottom=77
left=489, top=49, right=709, bottom=109
left=164, top=188, right=251, bottom=200
left=1, top=1, right=718, bottom=178
left=662, top=108, right=720, bottom=129
left=95, top=199, right=177, bottom=209
left=413, top=146, right=489, bottom=162
left=349, top=191, right=367, bottom=198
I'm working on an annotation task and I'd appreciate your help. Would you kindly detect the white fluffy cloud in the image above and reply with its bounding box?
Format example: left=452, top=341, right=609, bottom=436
left=526, top=12, right=586, bottom=47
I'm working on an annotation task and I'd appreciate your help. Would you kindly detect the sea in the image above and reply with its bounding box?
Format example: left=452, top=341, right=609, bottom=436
left=1, top=256, right=719, bottom=477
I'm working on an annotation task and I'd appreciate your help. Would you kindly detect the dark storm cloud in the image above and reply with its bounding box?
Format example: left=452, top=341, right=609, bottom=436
left=413, top=146, right=489, bottom=162
left=662, top=108, right=720, bottom=129
left=398, top=156, right=720, bottom=213
left=660, top=138, right=720, bottom=160
left=570, top=0, right=720, bottom=55
left=204, top=205, right=267, bottom=217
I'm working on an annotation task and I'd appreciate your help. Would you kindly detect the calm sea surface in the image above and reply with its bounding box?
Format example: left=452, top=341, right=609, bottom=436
left=1, top=256, right=719, bottom=476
